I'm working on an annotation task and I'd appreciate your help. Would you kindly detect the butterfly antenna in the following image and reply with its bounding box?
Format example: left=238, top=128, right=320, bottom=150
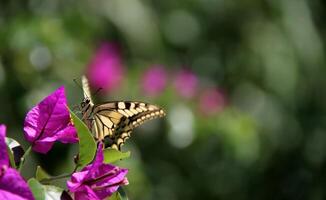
left=73, top=78, right=82, bottom=90
left=93, top=87, right=103, bottom=98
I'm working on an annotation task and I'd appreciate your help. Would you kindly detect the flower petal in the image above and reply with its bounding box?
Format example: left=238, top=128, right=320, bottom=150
left=87, top=42, right=124, bottom=92
left=0, top=168, right=34, bottom=200
left=74, top=185, right=100, bottom=200
left=67, top=143, right=104, bottom=191
left=83, top=142, right=104, bottom=180
left=0, top=125, right=9, bottom=167
left=32, top=140, right=55, bottom=154
left=56, top=125, right=78, bottom=144
left=199, top=88, right=226, bottom=115
left=23, top=86, right=78, bottom=153
left=142, top=65, right=167, bottom=96
left=67, top=142, right=128, bottom=200
left=67, top=171, right=89, bottom=192
left=0, top=191, right=28, bottom=200
left=174, top=69, right=198, bottom=98
left=94, top=168, right=129, bottom=199
left=100, top=168, right=128, bottom=187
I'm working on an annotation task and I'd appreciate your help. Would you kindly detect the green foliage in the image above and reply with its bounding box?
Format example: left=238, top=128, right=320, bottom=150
left=5, top=137, right=17, bottom=168
left=69, top=108, right=97, bottom=168
left=28, top=178, right=64, bottom=200
left=108, top=192, right=122, bottom=200
left=108, top=187, right=128, bottom=200
left=28, top=178, right=45, bottom=200
left=118, top=187, right=129, bottom=200
left=35, top=166, right=50, bottom=182
left=103, top=148, right=131, bottom=164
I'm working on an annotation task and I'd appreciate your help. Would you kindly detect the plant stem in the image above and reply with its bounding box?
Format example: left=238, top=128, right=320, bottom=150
left=18, top=146, right=31, bottom=172
left=40, top=173, right=72, bottom=184
left=40, top=165, right=78, bottom=184
left=72, top=164, right=79, bottom=173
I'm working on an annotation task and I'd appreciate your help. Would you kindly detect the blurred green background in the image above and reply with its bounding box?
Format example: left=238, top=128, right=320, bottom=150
left=1, top=0, right=326, bottom=199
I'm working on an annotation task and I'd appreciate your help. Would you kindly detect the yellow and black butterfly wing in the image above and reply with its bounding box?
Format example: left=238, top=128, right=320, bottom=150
left=80, top=76, right=166, bottom=150
left=91, top=101, right=165, bottom=150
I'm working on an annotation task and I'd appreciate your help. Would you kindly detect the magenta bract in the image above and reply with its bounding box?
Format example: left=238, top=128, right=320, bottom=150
left=0, top=124, right=34, bottom=200
left=67, top=143, right=128, bottom=200
left=0, top=125, right=8, bottom=167
left=174, top=69, right=198, bottom=99
left=141, top=65, right=167, bottom=96
left=199, top=88, right=226, bottom=115
left=87, top=42, right=124, bottom=92
left=23, top=86, right=78, bottom=154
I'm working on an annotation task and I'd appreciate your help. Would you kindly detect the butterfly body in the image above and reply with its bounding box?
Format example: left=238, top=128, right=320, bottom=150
left=80, top=76, right=165, bottom=150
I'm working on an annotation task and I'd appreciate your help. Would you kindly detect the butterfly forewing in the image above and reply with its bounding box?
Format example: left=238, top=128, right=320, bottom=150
left=81, top=76, right=93, bottom=104
left=81, top=75, right=165, bottom=150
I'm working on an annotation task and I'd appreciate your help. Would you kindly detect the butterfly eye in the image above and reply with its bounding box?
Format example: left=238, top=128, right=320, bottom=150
left=81, top=102, right=85, bottom=107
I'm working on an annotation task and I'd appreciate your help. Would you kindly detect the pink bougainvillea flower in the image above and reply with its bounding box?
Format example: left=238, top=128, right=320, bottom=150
left=0, top=124, right=35, bottom=200
left=173, top=69, right=198, bottom=99
left=141, top=65, right=167, bottom=96
left=0, top=126, right=8, bottom=167
left=23, top=86, right=78, bottom=154
left=199, top=87, right=227, bottom=115
left=67, top=143, right=128, bottom=200
left=87, top=42, right=124, bottom=92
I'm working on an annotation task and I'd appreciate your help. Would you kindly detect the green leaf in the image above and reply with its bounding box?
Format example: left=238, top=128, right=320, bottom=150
left=108, top=192, right=122, bottom=200
left=69, top=108, right=97, bottom=168
left=103, top=148, right=131, bottom=164
left=118, top=187, right=129, bottom=200
left=28, top=178, right=66, bottom=200
left=5, top=137, right=21, bottom=168
left=36, top=166, right=50, bottom=181
left=28, top=178, right=45, bottom=200
left=6, top=145, right=16, bottom=168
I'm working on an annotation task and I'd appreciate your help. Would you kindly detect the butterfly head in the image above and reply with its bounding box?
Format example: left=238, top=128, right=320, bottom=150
left=80, top=97, right=92, bottom=111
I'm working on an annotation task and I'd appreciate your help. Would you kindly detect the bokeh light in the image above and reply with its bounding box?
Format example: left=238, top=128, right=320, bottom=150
left=141, top=65, right=167, bottom=97
left=87, top=42, right=124, bottom=93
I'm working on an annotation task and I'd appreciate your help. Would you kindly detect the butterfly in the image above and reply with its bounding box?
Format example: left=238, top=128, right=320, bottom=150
left=80, top=76, right=166, bottom=150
